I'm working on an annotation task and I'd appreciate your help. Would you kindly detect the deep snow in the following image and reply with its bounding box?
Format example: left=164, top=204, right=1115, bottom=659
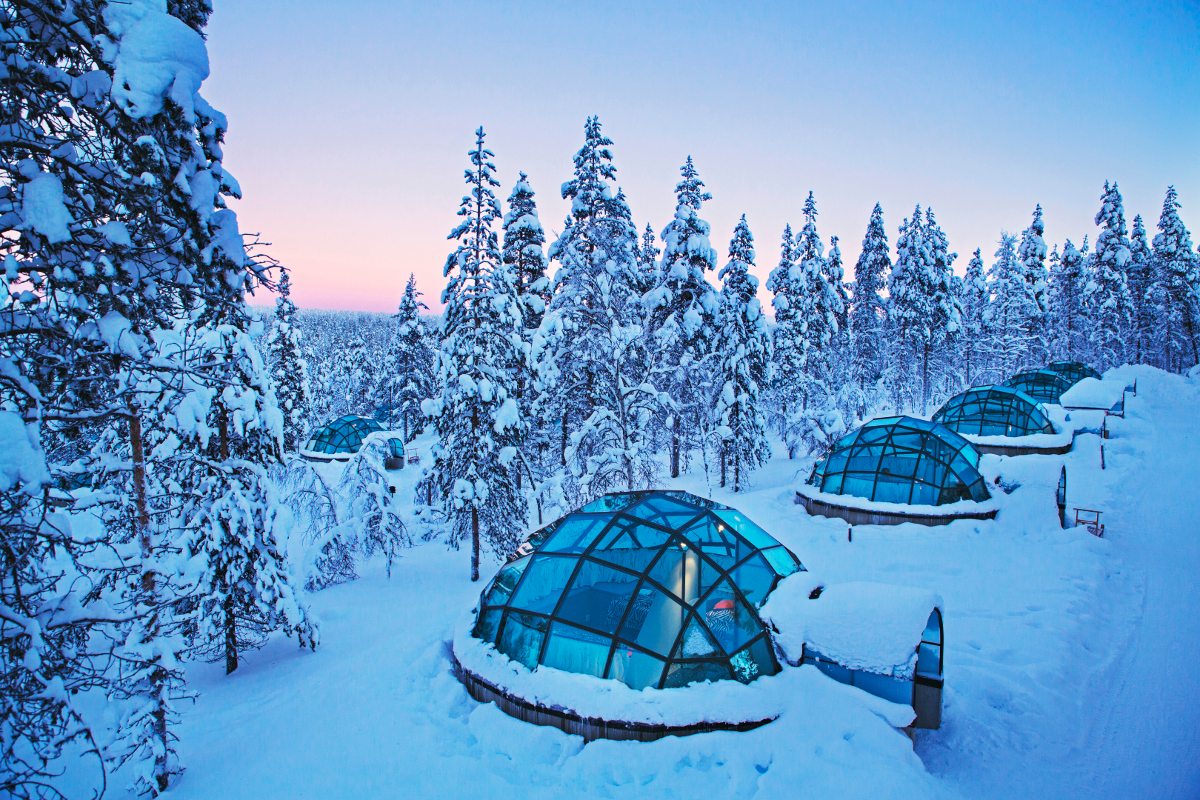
left=94, top=367, right=1199, bottom=799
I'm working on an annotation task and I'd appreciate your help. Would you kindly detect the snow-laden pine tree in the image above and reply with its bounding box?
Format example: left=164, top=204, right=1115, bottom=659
left=888, top=207, right=961, bottom=412
left=1050, top=238, right=1091, bottom=362
left=1149, top=187, right=1200, bottom=370
left=713, top=216, right=772, bottom=491
left=1086, top=182, right=1135, bottom=369
left=183, top=319, right=318, bottom=675
left=849, top=204, right=890, bottom=416
left=985, top=232, right=1038, bottom=378
left=1016, top=205, right=1051, bottom=365
left=1127, top=214, right=1153, bottom=364
left=826, top=235, right=851, bottom=385
left=637, top=222, right=661, bottom=294
left=960, top=249, right=989, bottom=385
left=388, top=274, right=434, bottom=442
left=423, top=128, right=526, bottom=581
left=503, top=172, right=550, bottom=334
left=783, top=193, right=845, bottom=455
left=766, top=224, right=799, bottom=438
left=1, top=0, right=273, bottom=791
left=267, top=269, right=310, bottom=452
left=533, top=117, right=659, bottom=507
left=644, top=156, right=719, bottom=477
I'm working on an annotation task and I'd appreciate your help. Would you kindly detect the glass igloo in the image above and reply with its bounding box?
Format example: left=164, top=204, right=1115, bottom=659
left=1001, top=369, right=1073, bottom=404
left=932, top=385, right=1055, bottom=437
left=473, top=490, right=803, bottom=690
left=807, top=416, right=990, bottom=506
left=1044, top=361, right=1102, bottom=386
left=300, top=415, right=384, bottom=461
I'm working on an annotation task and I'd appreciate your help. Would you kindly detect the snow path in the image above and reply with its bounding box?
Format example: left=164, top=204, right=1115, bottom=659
left=1069, top=369, right=1200, bottom=798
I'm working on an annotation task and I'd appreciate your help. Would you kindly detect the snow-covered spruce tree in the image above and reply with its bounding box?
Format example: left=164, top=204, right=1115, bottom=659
left=267, top=268, right=309, bottom=452
left=1086, top=181, right=1135, bottom=369
left=713, top=216, right=772, bottom=491
left=766, top=224, right=799, bottom=443
left=1050, top=238, right=1090, bottom=362
left=984, top=232, right=1038, bottom=379
left=182, top=319, right=318, bottom=675
left=1149, top=187, right=1200, bottom=370
left=533, top=117, right=658, bottom=508
left=849, top=204, right=890, bottom=416
left=501, top=172, right=548, bottom=479
left=503, top=172, right=549, bottom=332
left=636, top=221, right=660, bottom=294
left=959, top=249, right=989, bottom=385
left=1127, top=214, right=1153, bottom=364
left=0, top=0, right=265, bottom=791
left=783, top=192, right=845, bottom=456
left=644, top=156, right=718, bottom=478
left=888, top=207, right=961, bottom=412
left=1016, top=205, right=1051, bottom=366
left=386, top=274, right=433, bottom=442
left=423, top=128, right=525, bottom=581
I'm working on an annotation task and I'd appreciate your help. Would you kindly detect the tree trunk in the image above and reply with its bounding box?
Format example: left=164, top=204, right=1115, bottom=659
left=719, top=445, right=725, bottom=489
left=670, top=416, right=680, bottom=478
left=471, top=506, right=480, bottom=582
left=560, top=411, right=568, bottom=467
left=224, top=593, right=238, bottom=675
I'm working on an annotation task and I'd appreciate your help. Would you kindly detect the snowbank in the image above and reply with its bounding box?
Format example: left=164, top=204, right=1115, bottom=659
left=763, top=580, right=941, bottom=679
left=452, top=609, right=915, bottom=729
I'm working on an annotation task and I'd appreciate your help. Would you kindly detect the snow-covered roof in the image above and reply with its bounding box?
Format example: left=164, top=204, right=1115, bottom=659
left=762, top=579, right=943, bottom=680
left=1059, top=377, right=1126, bottom=410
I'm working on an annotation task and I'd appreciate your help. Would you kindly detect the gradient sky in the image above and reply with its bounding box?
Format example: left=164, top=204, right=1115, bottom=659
left=203, top=0, right=1200, bottom=314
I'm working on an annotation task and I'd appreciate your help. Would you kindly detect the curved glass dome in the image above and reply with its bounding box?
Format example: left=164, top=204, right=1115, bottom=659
left=300, top=415, right=383, bottom=460
left=807, top=416, right=990, bottom=506
left=932, top=385, right=1055, bottom=438
left=473, top=490, right=803, bottom=690
left=1001, top=369, right=1073, bottom=404
left=1044, top=361, right=1102, bottom=386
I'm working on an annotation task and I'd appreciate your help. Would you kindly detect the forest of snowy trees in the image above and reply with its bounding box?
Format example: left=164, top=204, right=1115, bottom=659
left=3, top=2, right=1200, bottom=798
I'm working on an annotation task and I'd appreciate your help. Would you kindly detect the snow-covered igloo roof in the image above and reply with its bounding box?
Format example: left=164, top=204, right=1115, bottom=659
left=300, top=414, right=383, bottom=461
left=932, top=385, right=1055, bottom=438
left=472, top=490, right=804, bottom=691
left=1001, top=369, right=1074, bottom=405
left=807, top=416, right=990, bottom=506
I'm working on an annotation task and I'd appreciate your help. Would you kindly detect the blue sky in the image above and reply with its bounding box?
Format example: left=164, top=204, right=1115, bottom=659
left=203, top=0, right=1200, bottom=312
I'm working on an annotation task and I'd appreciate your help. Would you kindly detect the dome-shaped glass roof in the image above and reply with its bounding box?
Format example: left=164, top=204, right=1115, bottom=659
left=1001, top=369, right=1073, bottom=404
left=301, top=415, right=384, bottom=460
left=472, top=490, right=803, bottom=690
left=807, top=416, right=990, bottom=506
left=1043, top=361, right=1102, bottom=386
left=932, top=385, right=1055, bottom=437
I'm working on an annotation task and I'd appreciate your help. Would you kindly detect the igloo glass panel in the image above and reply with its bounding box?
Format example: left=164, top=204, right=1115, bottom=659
left=730, top=554, right=776, bottom=606
left=760, top=547, right=800, bottom=577
left=916, top=641, right=941, bottom=677
left=873, top=473, right=912, bottom=503
left=473, top=609, right=503, bottom=643
left=711, top=509, right=777, bottom=550
left=618, top=585, right=685, bottom=656
left=627, top=496, right=703, bottom=529
left=663, top=660, right=734, bottom=688
left=542, top=622, right=612, bottom=677
left=497, top=612, right=547, bottom=670
left=607, top=645, right=666, bottom=690
left=508, top=555, right=577, bottom=614
left=594, top=517, right=671, bottom=552
left=699, top=581, right=758, bottom=654
left=555, top=560, right=641, bottom=634
left=678, top=615, right=721, bottom=657
left=542, top=517, right=608, bottom=554
left=485, top=556, right=531, bottom=606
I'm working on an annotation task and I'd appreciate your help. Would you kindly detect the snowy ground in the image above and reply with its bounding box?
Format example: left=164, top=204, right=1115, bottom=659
left=97, top=367, right=1199, bottom=798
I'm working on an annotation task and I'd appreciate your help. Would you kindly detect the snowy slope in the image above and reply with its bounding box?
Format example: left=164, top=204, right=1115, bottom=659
left=91, top=367, right=1200, bottom=799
